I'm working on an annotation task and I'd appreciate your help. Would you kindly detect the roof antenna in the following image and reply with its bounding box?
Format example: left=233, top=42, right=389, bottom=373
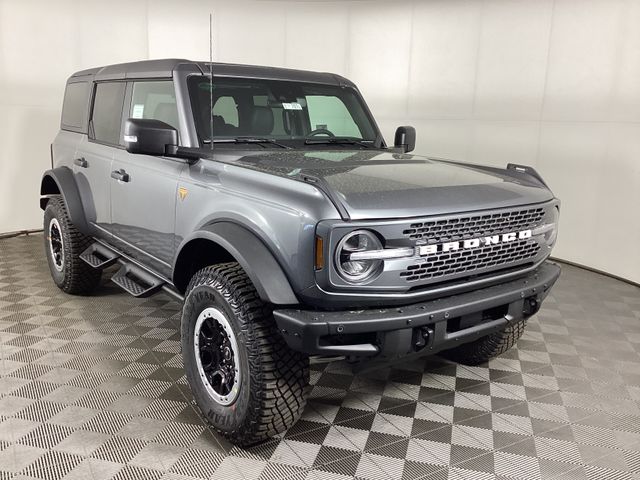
left=209, top=12, right=214, bottom=151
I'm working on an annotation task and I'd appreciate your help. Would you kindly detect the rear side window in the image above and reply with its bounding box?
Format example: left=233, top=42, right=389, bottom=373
left=130, top=81, right=179, bottom=131
left=91, top=82, right=126, bottom=145
left=61, top=82, right=90, bottom=132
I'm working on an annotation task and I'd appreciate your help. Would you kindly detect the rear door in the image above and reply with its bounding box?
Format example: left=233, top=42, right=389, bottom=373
left=74, top=81, right=126, bottom=238
left=109, top=80, right=185, bottom=277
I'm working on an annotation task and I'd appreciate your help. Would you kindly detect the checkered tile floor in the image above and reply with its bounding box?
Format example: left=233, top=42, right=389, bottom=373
left=1, top=234, right=640, bottom=480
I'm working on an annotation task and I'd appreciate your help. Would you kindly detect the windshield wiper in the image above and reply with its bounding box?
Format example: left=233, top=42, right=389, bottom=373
left=210, top=137, right=291, bottom=149
left=304, top=138, right=374, bottom=148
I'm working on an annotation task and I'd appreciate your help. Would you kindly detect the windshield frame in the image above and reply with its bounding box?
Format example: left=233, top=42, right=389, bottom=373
left=186, top=74, right=385, bottom=149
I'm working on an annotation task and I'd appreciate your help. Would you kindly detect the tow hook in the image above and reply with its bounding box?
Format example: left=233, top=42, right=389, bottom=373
left=523, top=297, right=540, bottom=315
left=413, top=326, right=434, bottom=351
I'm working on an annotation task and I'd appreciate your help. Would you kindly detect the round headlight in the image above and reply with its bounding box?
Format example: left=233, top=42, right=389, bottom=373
left=545, top=207, right=560, bottom=247
left=335, top=230, right=383, bottom=283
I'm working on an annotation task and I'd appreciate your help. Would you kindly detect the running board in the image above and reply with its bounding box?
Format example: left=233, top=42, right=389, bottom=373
left=80, top=243, right=120, bottom=269
left=111, top=264, right=164, bottom=298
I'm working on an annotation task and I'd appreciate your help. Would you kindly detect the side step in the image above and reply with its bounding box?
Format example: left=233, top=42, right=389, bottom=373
left=80, top=243, right=119, bottom=269
left=111, top=264, right=164, bottom=298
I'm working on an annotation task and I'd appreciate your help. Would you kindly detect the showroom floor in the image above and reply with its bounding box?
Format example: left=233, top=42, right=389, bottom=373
left=1, top=235, right=640, bottom=480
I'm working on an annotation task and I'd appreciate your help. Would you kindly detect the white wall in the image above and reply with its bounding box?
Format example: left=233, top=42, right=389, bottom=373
left=1, top=0, right=638, bottom=283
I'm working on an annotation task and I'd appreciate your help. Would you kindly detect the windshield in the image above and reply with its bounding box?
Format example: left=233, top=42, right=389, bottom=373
left=187, top=75, right=379, bottom=147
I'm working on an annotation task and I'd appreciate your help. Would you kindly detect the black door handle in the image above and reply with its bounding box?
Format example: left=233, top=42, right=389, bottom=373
left=74, top=157, right=88, bottom=168
left=110, top=169, right=130, bottom=182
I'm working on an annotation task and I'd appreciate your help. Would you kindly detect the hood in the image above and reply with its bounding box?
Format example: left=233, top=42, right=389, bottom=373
left=216, top=149, right=554, bottom=220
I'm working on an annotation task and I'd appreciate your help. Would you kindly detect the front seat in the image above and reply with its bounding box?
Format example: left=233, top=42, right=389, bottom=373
left=213, top=115, right=237, bottom=136
left=249, top=106, right=274, bottom=136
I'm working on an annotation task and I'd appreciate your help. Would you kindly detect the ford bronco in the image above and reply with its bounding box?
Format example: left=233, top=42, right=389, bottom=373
left=41, top=59, right=560, bottom=446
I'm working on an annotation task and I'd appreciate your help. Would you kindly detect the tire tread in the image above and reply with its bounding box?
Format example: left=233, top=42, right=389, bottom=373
left=185, top=263, right=309, bottom=446
left=43, top=196, right=101, bottom=294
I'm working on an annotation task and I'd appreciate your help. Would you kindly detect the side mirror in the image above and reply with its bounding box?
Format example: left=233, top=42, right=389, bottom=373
left=124, top=118, right=178, bottom=156
left=394, top=126, right=416, bottom=153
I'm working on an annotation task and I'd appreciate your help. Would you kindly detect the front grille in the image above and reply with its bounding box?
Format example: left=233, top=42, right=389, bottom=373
left=399, top=205, right=547, bottom=284
left=403, top=207, right=545, bottom=242
left=400, top=238, right=540, bottom=283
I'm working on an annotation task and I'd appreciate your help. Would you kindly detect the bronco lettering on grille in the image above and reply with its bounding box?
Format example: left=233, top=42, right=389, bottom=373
left=418, top=229, right=532, bottom=256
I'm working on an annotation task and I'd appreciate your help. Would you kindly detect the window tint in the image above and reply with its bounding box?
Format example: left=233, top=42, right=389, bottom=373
left=306, top=96, right=361, bottom=138
left=187, top=76, right=377, bottom=145
left=212, top=96, right=238, bottom=127
left=130, top=81, right=179, bottom=130
left=61, top=82, right=90, bottom=132
left=92, top=82, right=125, bottom=145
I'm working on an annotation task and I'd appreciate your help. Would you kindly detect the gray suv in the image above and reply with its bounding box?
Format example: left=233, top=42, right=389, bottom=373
left=41, top=59, right=561, bottom=446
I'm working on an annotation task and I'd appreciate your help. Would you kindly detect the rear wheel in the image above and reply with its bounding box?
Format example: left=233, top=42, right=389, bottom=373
left=43, top=196, right=101, bottom=294
left=181, top=263, right=309, bottom=446
left=441, top=318, right=527, bottom=365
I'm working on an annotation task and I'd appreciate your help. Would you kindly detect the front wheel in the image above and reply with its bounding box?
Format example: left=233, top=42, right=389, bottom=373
left=181, top=263, right=309, bottom=446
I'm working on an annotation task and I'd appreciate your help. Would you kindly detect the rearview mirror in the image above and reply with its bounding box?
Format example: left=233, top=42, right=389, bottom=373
left=124, top=118, right=178, bottom=156
left=394, top=126, right=416, bottom=153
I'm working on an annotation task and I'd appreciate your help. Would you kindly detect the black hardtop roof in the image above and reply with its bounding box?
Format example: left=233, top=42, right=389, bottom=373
left=69, top=58, right=354, bottom=87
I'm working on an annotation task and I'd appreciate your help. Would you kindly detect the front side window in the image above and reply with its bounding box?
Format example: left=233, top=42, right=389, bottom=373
left=187, top=76, right=378, bottom=147
left=130, top=81, right=179, bottom=131
left=306, top=96, right=360, bottom=138
left=91, top=82, right=125, bottom=145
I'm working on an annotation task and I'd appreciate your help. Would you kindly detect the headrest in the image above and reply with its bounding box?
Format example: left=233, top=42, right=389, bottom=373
left=213, top=115, right=226, bottom=130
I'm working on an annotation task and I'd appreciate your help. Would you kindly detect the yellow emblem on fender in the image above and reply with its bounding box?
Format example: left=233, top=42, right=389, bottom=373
left=178, top=187, right=188, bottom=201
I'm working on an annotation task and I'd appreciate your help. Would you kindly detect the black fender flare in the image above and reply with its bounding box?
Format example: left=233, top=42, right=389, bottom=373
left=175, top=222, right=299, bottom=305
left=40, top=167, right=89, bottom=234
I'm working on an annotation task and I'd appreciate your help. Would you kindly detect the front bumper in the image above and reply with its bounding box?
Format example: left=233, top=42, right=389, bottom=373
left=274, top=261, right=561, bottom=360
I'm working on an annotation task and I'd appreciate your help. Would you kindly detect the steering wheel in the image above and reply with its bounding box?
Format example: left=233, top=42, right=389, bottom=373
left=307, top=128, right=335, bottom=137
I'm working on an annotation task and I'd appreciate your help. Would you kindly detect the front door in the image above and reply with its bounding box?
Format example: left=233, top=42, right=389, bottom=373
left=109, top=80, right=185, bottom=278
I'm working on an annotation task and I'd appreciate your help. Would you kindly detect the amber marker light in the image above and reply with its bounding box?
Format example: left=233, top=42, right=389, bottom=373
left=315, top=236, right=325, bottom=270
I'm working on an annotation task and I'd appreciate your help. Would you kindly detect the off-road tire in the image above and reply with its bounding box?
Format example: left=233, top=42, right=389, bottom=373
left=43, top=195, right=101, bottom=294
left=441, top=318, right=527, bottom=365
left=182, top=263, right=309, bottom=446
